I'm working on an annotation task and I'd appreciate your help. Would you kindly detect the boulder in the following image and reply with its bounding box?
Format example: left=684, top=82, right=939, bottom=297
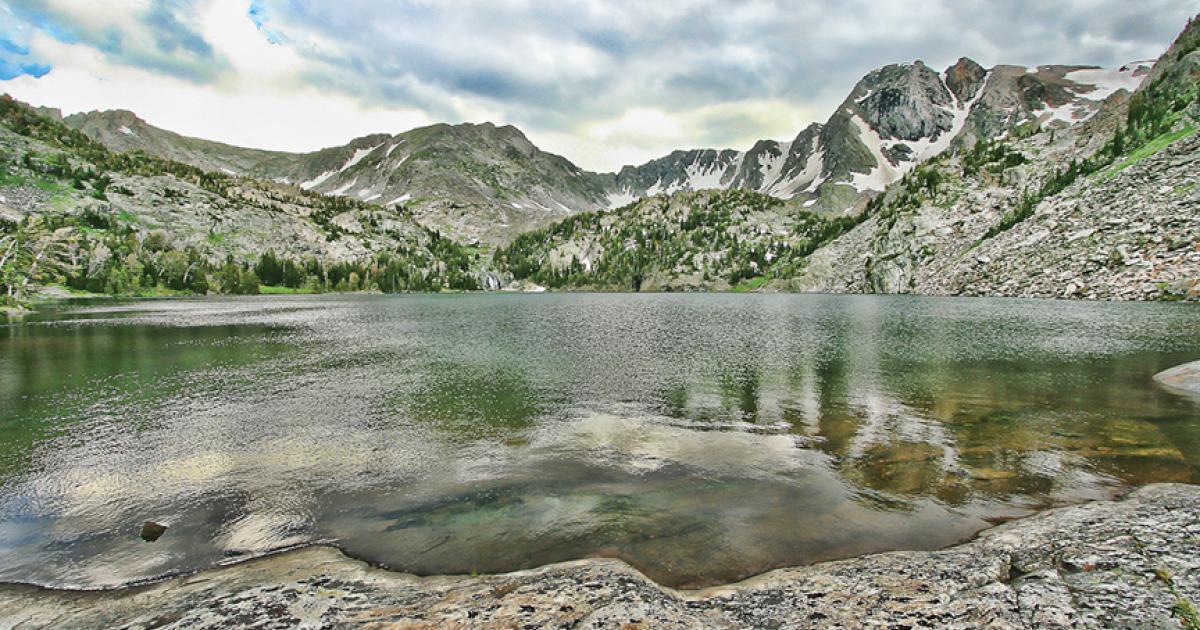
left=1153, top=360, right=1200, bottom=395
left=140, top=521, right=168, bottom=542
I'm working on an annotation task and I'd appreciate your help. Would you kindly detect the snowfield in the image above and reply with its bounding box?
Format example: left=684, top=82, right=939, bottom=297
left=1065, top=65, right=1149, bottom=102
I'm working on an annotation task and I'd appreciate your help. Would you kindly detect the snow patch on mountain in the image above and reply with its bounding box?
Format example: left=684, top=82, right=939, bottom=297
left=606, top=190, right=638, bottom=209
left=300, top=170, right=336, bottom=190
left=1035, top=102, right=1088, bottom=126
left=849, top=114, right=905, bottom=192
left=757, top=142, right=792, bottom=192
left=683, top=161, right=731, bottom=191
left=804, top=173, right=827, bottom=194
left=302, top=143, right=384, bottom=191
left=341, top=144, right=383, bottom=173
left=1065, top=66, right=1148, bottom=102
left=767, top=143, right=824, bottom=198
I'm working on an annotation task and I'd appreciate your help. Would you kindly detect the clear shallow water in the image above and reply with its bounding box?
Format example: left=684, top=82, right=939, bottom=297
left=0, top=294, right=1198, bottom=589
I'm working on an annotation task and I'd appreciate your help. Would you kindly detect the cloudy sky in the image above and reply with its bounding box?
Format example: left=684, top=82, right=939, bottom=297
left=0, top=1, right=1195, bottom=171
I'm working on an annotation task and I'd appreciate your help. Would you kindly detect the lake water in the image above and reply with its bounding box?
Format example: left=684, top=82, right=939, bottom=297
left=1, top=294, right=1198, bottom=589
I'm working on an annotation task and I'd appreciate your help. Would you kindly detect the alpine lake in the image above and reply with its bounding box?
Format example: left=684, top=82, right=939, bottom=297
left=1, top=293, right=1198, bottom=590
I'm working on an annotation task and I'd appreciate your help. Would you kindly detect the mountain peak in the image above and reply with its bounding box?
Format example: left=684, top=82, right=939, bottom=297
left=347, top=132, right=393, bottom=147
left=68, top=109, right=144, bottom=124
left=945, top=57, right=988, bottom=102
left=415, top=121, right=533, bottom=145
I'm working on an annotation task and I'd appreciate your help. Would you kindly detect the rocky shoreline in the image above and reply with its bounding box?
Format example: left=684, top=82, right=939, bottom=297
left=0, top=483, right=1197, bottom=629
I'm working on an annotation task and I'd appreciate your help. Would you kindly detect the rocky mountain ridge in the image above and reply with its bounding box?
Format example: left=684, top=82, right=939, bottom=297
left=780, top=19, right=1200, bottom=301
left=607, top=59, right=1151, bottom=212
left=5, top=13, right=1196, bottom=302
left=56, top=57, right=1151, bottom=246
left=488, top=15, right=1200, bottom=299
left=61, top=114, right=611, bottom=246
left=0, top=96, right=486, bottom=301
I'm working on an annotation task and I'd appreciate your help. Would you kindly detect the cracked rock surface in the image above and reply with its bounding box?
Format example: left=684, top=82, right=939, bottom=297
left=1, top=484, right=1198, bottom=629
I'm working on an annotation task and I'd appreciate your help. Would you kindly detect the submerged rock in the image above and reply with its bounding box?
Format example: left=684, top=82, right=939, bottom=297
left=139, top=521, right=168, bottom=543
left=3, top=484, right=1200, bottom=628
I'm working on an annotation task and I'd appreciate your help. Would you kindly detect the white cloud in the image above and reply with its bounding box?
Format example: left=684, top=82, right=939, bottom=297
left=533, top=99, right=819, bottom=170
left=199, top=0, right=301, bottom=79
left=1, top=0, right=1193, bottom=171
left=2, top=3, right=434, bottom=152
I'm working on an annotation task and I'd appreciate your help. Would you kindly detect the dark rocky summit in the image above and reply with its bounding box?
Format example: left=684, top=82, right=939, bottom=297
left=2, top=484, right=1198, bottom=628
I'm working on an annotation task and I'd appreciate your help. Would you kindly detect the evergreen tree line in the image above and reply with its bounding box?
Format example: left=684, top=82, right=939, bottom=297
left=0, top=97, right=484, bottom=303
left=494, top=190, right=867, bottom=290
left=1, top=212, right=480, bottom=305
left=961, top=140, right=1028, bottom=177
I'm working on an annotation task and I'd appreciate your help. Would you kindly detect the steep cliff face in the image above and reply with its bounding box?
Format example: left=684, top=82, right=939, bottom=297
left=491, top=16, right=1198, bottom=300
left=781, top=17, right=1200, bottom=301
left=606, top=58, right=1150, bottom=220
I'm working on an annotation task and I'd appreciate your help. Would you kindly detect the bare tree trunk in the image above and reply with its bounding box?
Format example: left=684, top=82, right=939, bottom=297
left=0, top=239, right=16, bottom=288
left=0, top=238, right=14, bottom=269
left=16, top=243, right=47, bottom=303
left=1, top=238, right=19, bottom=302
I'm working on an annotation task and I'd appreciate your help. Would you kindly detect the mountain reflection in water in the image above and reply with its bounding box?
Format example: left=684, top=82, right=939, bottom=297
left=0, top=293, right=1197, bottom=589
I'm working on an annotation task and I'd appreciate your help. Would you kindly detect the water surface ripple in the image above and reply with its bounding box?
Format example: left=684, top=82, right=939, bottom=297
left=1, top=294, right=1197, bottom=589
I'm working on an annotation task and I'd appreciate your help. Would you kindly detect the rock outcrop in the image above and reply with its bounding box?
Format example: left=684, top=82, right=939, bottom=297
left=3, top=484, right=1198, bottom=629
left=787, top=128, right=1200, bottom=301
left=1156, top=361, right=1200, bottom=395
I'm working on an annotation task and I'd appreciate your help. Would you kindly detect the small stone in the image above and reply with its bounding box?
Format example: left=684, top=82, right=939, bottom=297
left=141, top=521, right=168, bottom=542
